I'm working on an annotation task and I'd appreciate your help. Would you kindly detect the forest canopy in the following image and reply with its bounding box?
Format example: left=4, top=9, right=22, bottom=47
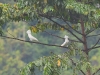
left=0, top=0, right=100, bottom=75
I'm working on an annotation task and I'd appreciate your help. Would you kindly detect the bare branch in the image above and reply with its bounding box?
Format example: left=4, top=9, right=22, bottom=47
left=49, top=18, right=83, bottom=43
left=69, top=39, right=80, bottom=43
left=91, top=38, right=100, bottom=49
left=6, top=30, right=16, bottom=38
left=35, top=26, right=64, bottom=39
left=49, top=19, right=84, bottom=43
left=34, top=26, right=80, bottom=43
left=0, top=35, right=69, bottom=48
left=88, top=45, right=100, bottom=51
left=61, top=18, right=83, bottom=35
left=88, top=38, right=100, bottom=51
left=92, top=68, right=100, bottom=75
left=86, top=29, right=96, bottom=36
left=38, top=14, right=84, bottom=43
left=87, top=33, right=100, bottom=37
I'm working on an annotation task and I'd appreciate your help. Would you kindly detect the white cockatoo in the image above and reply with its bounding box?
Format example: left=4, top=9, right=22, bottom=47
left=26, top=30, right=38, bottom=42
left=61, top=35, right=69, bottom=47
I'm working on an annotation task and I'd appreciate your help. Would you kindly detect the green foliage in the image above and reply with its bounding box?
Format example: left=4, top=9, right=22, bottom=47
left=20, top=42, right=92, bottom=75
left=0, top=0, right=99, bottom=35
left=20, top=52, right=88, bottom=75
left=0, top=0, right=100, bottom=75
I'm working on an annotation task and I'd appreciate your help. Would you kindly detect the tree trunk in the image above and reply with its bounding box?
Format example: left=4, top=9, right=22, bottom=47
left=80, top=19, right=91, bottom=75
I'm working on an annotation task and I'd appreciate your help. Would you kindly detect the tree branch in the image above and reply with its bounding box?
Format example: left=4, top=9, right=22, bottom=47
left=38, top=14, right=84, bottom=43
left=92, top=68, right=100, bottom=75
left=88, top=45, right=100, bottom=51
left=91, top=38, right=100, bottom=49
left=49, top=18, right=84, bottom=43
left=86, top=29, right=96, bottom=36
left=0, top=35, right=69, bottom=48
left=87, top=33, right=100, bottom=37
left=61, top=17, right=83, bottom=35
left=6, top=30, right=16, bottom=38
left=87, top=38, right=100, bottom=51
left=35, top=26, right=64, bottom=39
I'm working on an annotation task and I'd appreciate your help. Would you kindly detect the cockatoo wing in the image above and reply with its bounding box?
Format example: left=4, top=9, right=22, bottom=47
left=28, top=34, right=39, bottom=42
left=61, top=41, right=67, bottom=46
left=31, top=36, right=38, bottom=41
left=61, top=39, right=69, bottom=46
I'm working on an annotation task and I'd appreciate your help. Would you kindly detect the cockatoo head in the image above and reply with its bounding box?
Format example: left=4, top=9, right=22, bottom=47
left=26, top=30, right=31, bottom=34
left=64, top=35, right=69, bottom=39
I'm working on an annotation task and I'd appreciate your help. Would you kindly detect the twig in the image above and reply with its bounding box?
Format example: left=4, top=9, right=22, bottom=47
left=88, top=38, right=100, bottom=51
left=87, top=33, right=100, bottom=37
left=88, top=45, right=100, bottom=51
left=6, top=30, right=16, bottom=38
left=69, top=39, right=80, bottom=43
left=91, top=38, right=100, bottom=49
left=0, top=35, right=68, bottom=48
left=92, top=68, right=100, bottom=75
left=86, top=29, right=96, bottom=36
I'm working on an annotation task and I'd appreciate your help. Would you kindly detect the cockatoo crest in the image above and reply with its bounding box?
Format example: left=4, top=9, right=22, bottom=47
left=26, top=30, right=31, bottom=34
left=64, top=35, right=68, bottom=39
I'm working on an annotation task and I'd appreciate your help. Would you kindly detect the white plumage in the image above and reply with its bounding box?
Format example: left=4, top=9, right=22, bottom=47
left=26, top=30, right=38, bottom=42
left=61, top=35, right=69, bottom=47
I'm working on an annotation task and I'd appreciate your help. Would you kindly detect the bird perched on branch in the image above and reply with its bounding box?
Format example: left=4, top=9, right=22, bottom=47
left=26, top=30, right=38, bottom=42
left=61, top=35, right=69, bottom=47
